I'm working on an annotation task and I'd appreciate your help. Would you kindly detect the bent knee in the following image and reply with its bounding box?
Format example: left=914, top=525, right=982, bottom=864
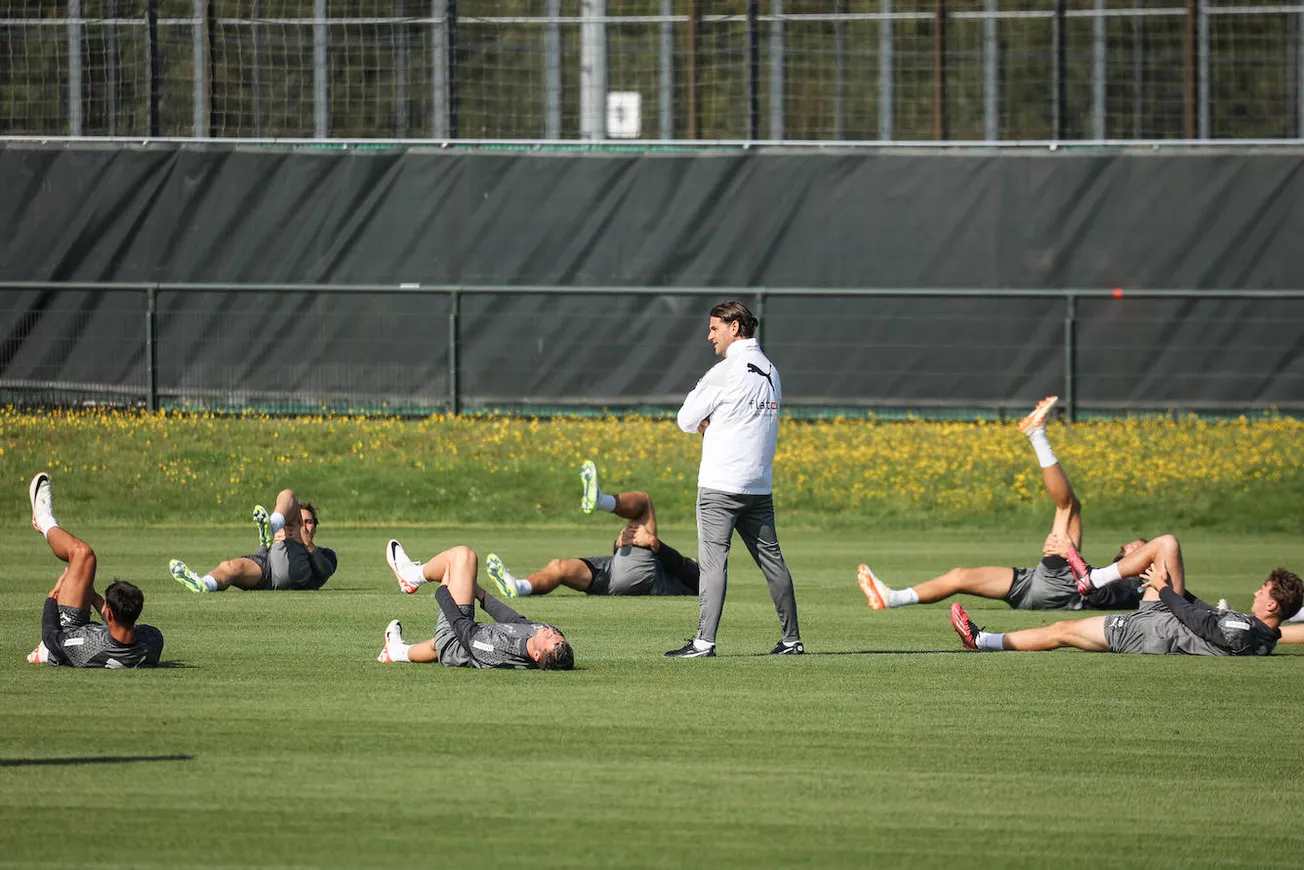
left=67, top=539, right=96, bottom=566
left=448, top=544, right=478, bottom=564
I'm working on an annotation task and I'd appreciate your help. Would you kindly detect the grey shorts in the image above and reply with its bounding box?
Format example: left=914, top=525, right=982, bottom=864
left=1105, top=601, right=1184, bottom=654
left=243, top=541, right=313, bottom=590
left=433, top=603, right=476, bottom=668
left=57, top=605, right=91, bottom=629
left=1005, top=558, right=1084, bottom=611
left=580, top=547, right=672, bottom=596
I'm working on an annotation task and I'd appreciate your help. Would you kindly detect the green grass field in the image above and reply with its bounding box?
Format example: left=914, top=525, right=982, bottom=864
left=3, top=520, right=1303, bottom=869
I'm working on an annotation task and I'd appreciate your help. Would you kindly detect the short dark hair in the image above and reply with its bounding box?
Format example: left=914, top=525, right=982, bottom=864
left=1268, top=568, right=1303, bottom=621
left=537, top=638, right=575, bottom=671
left=710, top=299, right=758, bottom=338
left=105, top=580, right=145, bottom=627
left=302, top=502, right=319, bottom=524
left=1112, top=537, right=1148, bottom=564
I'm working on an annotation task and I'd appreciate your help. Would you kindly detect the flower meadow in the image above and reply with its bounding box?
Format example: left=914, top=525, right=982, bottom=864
left=0, top=407, right=1300, bottom=531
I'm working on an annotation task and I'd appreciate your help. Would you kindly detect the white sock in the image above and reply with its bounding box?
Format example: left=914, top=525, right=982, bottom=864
left=37, top=516, right=58, bottom=537
left=1026, top=428, right=1059, bottom=469
left=388, top=642, right=412, bottom=662
left=399, top=563, right=427, bottom=589
left=200, top=574, right=220, bottom=592
left=596, top=493, right=617, bottom=513
left=269, top=511, right=286, bottom=534
left=1286, top=608, right=1304, bottom=624
left=1089, top=563, right=1122, bottom=587
left=693, top=638, right=715, bottom=651
left=977, top=632, right=1006, bottom=651
left=888, top=588, right=919, bottom=607
left=514, top=578, right=534, bottom=596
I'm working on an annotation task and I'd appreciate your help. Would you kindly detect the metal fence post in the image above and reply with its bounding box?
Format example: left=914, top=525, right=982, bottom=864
left=146, top=286, right=159, bottom=412
left=148, top=0, right=160, bottom=136
left=68, top=0, right=83, bottom=135
left=193, top=0, right=209, bottom=137
left=880, top=0, right=893, bottom=141
left=834, top=0, right=847, bottom=140
left=396, top=0, right=409, bottom=138
left=1052, top=0, right=1066, bottom=140
left=448, top=290, right=460, bottom=415
left=747, top=0, right=760, bottom=141
left=1197, top=0, right=1210, bottom=138
left=933, top=0, right=948, bottom=141
left=545, top=0, right=562, bottom=139
left=107, top=0, right=118, bottom=135
left=580, top=0, right=607, bottom=141
left=1092, top=0, right=1106, bottom=139
left=769, top=0, right=784, bottom=141
left=1063, top=294, right=1077, bottom=423
left=754, top=289, right=766, bottom=346
left=314, top=0, right=328, bottom=138
left=984, top=0, right=999, bottom=140
left=660, top=0, right=675, bottom=139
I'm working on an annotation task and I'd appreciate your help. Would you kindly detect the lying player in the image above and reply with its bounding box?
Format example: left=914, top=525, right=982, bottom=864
left=379, top=538, right=573, bottom=670
left=169, top=489, right=337, bottom=592
left=26, top=472, right=164, bottom=668
left=485, top=460, right=699, bottom=598
left=950, top=533, right=1301, bottom=656
left=858, top=396, right=1142, bottom=612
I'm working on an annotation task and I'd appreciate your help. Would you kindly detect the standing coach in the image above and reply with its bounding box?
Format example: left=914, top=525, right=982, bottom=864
left=665, top=300, right=804, bottom=658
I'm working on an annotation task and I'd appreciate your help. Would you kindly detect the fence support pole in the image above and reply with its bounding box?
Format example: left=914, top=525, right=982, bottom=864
left=1063, top=294, right=1077, bottom=423
left=396, top=0, right=409, bottom=138
left=754, top=290, right=766, bottom=346
left=984, top=0, right=999, bottom=140
left=193, top=0, right=209, bottom=137
left=688, top=0, right=701, bottom=139
left=747, top=0, right=760, bottom=141
left=580, top=0, right=607, bottom=140
left=933, top=0, right=947, bottom=141
left=146, top=286, right=159, bottom=412
left=1052, top=0, right=1066, bottom=140
left=1197, top=0, right=1210, bottom=138
left=1184, top=0, right=1196, bottom=138
left=1092, top=0, right=1106, bottom=139
left=68, top=0, right=83, bottom=135
left=834, top=0, right=847, bottom=139
left=660, top=0, right=675, bottom=139
left=448, top=291, right=460, bottom=416
left=545, top=0, right=562, bottom=138
left=313, top=0, right=327, bottom=138
left=880, top=0, right=893, bottom=140
left=769, top=0, right=784, bottom=140
left=148, top=0, right=160, bottom=135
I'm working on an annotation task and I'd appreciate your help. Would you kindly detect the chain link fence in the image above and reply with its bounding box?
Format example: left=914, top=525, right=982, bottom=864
left=3, top=1, right=1303, bottom=142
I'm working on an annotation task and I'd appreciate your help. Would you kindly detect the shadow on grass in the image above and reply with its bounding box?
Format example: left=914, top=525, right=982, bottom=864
left=733, top=649, right=968, bottom=657
left=0, top=754, right=195, bottom=768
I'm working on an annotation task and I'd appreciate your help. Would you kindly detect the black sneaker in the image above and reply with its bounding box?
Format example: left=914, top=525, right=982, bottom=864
left=770, top=640, right=805, bottom=655
left=665, top=639, right=716, bottom=658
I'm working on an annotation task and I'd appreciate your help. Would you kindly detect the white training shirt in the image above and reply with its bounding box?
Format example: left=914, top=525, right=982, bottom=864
left=677, top=337, right=781, bottom=495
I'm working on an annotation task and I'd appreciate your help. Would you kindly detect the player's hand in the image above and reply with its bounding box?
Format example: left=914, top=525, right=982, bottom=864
left=1141, top=563, right=1170, bottom=591
left=1042, top=533, right=1069, bottom=557
left=697, top=416, right=711, bottom=434
left=629, top=525, right=658, bottom=550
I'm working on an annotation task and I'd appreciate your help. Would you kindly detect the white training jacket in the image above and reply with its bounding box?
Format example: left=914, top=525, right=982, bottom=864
left=676, top=338, right=781, bottom=495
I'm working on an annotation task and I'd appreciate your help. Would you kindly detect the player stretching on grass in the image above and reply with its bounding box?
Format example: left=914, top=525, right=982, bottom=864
left=484, top=460, right=699, bottom=598
left=169, top=489, right=337, bottom=592
left=950, top=533, right=1301, bottom=656
left=25, top=472, right=164, bottom=668
left=857, top=396, right=1144, bottom=613
left=378, top=539, right=574, bottom=670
